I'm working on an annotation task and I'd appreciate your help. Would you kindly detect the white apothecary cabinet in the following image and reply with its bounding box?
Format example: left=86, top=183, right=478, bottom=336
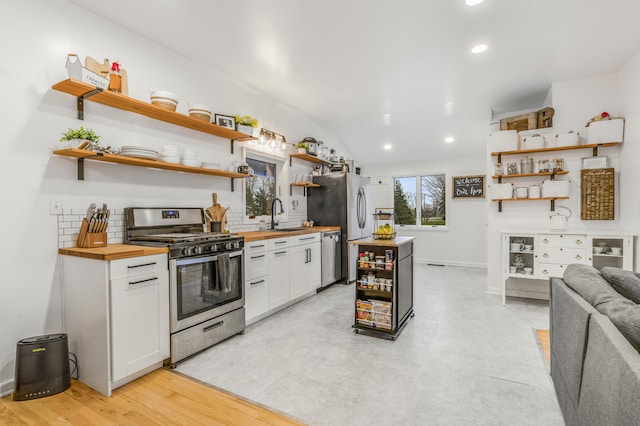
left=501, top=232, right=634, bottom=305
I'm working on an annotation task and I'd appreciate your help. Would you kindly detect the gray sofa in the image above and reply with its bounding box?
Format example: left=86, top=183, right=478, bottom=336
left=550, top=264, right=640, bottom=426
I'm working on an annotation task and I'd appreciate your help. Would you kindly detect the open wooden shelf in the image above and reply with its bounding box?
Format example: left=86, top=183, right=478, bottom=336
left=491, top=142, right=619, bottom=157
left=54, top=148, right=249, bottom=190
left=492, top=197, right=569, bottom=202
left=492, top=171, right=569, bottom=179
left=289, top=182, right=320, bottom=196
left=289, top=153, right=328, bottom=166
left=52, top=79, right=257, bottom=143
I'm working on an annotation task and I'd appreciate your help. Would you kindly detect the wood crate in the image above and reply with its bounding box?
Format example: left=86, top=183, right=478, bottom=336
left=581, top=168, right=615, bottom=220
left=500, top=112, right=537, bottom=131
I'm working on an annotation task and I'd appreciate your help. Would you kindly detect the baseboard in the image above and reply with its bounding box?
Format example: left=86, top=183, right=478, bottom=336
left=414, top=259, right=487, bottom=269
left=1, top=378, right=14, bottom=398
left=486, top=285, right=550, bottom=301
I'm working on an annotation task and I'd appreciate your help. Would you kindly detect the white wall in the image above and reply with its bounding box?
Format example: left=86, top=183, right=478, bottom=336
left=0, top=0, right=349, bottom=394
left=361, top=154, right=487, bottom=268
left=618, top=50, right=640, bottom=268
left=486, top=70, right=636, bottom=299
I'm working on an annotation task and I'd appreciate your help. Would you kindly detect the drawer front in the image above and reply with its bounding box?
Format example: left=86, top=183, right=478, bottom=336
left=245, top=250, right=268, bottom=280
left=538, top=263, right=570, bottom=279
left=245, top=276, right=269, bottom=321
left=538, top=247, right=587, bottom=264
left=290, top=233, right=320, bottom=246
left=538, top=234, right=587, bottom=249
left=268, top=237, right=290, bottom=250
left=110, top=254, right=167, bottom=280
left=245, top=241, right=268, bottom=256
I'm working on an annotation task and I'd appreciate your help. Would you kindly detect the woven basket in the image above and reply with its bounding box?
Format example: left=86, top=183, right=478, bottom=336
left=581, top=168, right=615, bottom=220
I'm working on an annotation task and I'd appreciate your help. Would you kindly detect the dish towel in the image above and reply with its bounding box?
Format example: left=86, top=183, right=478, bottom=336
left=216, top=253, right=230, bottom=292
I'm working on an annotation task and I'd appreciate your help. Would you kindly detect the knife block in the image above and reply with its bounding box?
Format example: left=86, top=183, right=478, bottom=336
left=76, top=218, right=108, bottom=248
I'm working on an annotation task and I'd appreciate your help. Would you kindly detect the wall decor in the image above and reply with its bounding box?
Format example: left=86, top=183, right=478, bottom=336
left=582, top=156, right=608, bottom=170
left=452, top=175, right=485, bottom=199
left=214, top=114, right=236, bottom=129
left=581, top=168, right=615, bottom=220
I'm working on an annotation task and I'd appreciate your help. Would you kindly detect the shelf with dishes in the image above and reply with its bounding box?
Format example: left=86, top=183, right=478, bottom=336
left=53, top=148, right=250, bottom=190
left=51, top=79, right=256, bottom=153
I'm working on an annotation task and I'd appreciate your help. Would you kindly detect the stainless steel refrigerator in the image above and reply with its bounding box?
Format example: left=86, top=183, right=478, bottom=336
left=307, top=172, right=372, bottom=283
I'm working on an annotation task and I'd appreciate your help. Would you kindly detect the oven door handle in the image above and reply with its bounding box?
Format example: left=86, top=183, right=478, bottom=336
left=203, top=321, right=224, bottom=333
left=174, top=249, right=243, bottom=266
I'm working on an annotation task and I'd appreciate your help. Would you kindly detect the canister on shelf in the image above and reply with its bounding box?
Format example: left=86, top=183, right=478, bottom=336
left=552, top=158, right=564, bottom=172
left=506, top=162, right=519, bottom=175
left=538, top=159, right=550, bottom=173
left=494, top=163, right=504, bottom=176
left=520, top=156, right=534, bottom=174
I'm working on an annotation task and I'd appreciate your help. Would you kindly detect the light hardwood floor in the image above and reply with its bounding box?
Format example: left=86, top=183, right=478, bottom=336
left=0, top=368, right=305, bottom=425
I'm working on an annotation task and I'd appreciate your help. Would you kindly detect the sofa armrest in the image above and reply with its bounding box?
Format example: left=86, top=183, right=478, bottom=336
left=550, top=277, right=596, bottom=425
left=577, top=313, right=640, bottom=426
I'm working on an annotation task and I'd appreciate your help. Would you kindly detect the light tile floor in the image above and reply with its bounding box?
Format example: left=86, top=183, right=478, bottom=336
left=176, top=265, right=564, bottom=425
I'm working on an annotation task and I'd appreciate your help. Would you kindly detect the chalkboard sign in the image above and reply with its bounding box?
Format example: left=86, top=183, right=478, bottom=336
left=452, top=175, right=485, bottom=199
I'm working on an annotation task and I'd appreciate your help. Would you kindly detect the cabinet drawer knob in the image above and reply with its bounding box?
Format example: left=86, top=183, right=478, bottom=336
left=543, top=253, right=549, bottom=258
left=129, top=277, right=158, bottom=285
left=576, top=240, right=583, bottom=245
left=543, top=238, right=549, bottom=243
left=542, top=270, right=549, bottom=275
left=128, top=262, right=156, bottom=269
left=575, top=255, right=582, bottom=260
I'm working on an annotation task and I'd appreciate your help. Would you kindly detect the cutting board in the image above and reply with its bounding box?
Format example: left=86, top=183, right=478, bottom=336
left=85, top=56, right=129, bottom=96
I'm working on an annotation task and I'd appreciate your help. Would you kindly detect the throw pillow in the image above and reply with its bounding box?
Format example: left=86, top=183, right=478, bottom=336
left=601, top=267, right=640, bottom=304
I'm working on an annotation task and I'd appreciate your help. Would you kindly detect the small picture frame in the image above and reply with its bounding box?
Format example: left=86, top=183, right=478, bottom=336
left=582, top=156, right=608, bottom=170
left=214, top=114, right=236, bottom=129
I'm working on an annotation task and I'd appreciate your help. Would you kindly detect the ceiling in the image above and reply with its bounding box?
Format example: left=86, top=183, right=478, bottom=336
left=70, top=0, right=640, bottom=165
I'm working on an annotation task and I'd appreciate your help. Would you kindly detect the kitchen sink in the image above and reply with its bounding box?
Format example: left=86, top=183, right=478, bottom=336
left=267, top=228, right=307, bottom=232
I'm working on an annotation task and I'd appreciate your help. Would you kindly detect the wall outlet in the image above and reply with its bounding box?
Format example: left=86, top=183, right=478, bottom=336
left=49, top=199, right=62, bottom=215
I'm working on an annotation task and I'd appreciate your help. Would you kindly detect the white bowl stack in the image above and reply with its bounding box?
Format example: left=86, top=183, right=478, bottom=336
left=182, top=148, right=200, bottom=167
left=160, top=145, right=181, bottom=164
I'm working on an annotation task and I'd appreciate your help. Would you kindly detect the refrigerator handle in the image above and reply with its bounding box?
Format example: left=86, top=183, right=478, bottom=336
left=361, top=188, right=368, bottom=229
left=356, top=188, right=363, bottom=228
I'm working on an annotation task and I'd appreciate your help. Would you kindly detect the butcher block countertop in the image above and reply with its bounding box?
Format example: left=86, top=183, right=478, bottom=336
left=348, top=236, right=416, bottom=247
left=58, top=244, right=168, bottom=260
left=239, top=226, right=340, bottom=242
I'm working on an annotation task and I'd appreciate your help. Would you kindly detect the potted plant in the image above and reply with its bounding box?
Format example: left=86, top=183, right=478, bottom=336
left=59, top=126, right=101, bottom=149
left=296, top=141, right=308, bottom=154
left=233, top=115, right=258, bottom=136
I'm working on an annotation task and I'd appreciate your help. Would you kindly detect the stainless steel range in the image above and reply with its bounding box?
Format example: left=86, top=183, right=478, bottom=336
left=124, top=207, right=245, bottom=367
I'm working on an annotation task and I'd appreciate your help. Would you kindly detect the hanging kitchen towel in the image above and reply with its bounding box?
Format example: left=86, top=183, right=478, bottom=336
left=216, top=253, right=230, bottom=292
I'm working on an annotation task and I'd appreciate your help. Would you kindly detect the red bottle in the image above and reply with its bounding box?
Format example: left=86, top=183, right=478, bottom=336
left=108, top=61, right=121, bottom=93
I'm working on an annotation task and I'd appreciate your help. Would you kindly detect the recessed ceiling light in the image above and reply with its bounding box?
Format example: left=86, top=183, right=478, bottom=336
left=471, top=43, right=488, bottom=54
left=383, top=144, right=392, bottom=150
left=466, top=0, right=484, bottom=6
left=445, top=136, right=454, bottom=143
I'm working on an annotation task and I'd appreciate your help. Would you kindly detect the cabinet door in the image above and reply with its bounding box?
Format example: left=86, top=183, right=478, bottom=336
left=269, top=248, right=290, bottom=308
left=290, top=244, right=309, bottom=299
left=589, top=236, right=633, bottom=270
left=245, top=275, right=269, bottom=322
left=245, top=249, right=268, bottom=280
left=110, top=270, right=169, bottom=382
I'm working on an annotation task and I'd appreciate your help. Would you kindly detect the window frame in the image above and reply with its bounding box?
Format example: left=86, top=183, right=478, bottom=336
left=242, top=147, right=289, bottom=225
left=392, top=173, right=449, bottom=231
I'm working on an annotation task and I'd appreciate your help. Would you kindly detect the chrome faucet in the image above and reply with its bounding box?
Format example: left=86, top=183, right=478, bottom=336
left=271, top=197, right=283, bottom=229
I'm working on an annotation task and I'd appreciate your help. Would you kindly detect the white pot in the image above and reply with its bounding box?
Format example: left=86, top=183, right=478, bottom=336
left=555, top=132, right=580, bottom=147
left=491, top=183, right=513, bottom=199
left=541, top=180, right=570, bottom=198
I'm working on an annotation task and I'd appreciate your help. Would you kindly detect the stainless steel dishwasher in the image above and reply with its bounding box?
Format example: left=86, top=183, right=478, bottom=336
left=321, top=230, right=342, bottom=287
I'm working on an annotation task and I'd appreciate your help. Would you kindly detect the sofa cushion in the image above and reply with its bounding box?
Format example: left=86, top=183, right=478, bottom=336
left=563, top=264, right=640, bottom=352
left=601, top=267, right=640, bottom=304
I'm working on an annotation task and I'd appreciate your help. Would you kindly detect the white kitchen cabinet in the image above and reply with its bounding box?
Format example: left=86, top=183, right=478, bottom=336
left=61, top=252, right=169, bottom=396
left=501, top=231, right=635, bottom=305
left=268, top=237, right=290, bottom=308
left=289, top=234, right=321, bottom=299
left=244, top=242, right=269, bottom=323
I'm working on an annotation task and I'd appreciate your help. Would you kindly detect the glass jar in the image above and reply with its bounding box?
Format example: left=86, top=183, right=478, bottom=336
left=494, top=163, right=503, bottom=176
left=506, top=162, right=519, bottom=175
left=552, top=158, right=564, bottom=172
left=538, top=159, right=550, bottom=173
left=520, top=157, right=534, bottom=174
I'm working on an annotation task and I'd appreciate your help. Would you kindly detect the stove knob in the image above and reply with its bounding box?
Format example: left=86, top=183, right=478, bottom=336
left=225, top=242, right=233, bottom=251
left=210, top=244, right=218, bottom=253
left=193, top=246, right=203, bottom=255
left=181, top=247, right=192, bottom=256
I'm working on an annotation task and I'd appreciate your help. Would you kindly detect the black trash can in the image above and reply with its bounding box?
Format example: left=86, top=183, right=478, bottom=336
left=13, top=333, right=71, bottom=401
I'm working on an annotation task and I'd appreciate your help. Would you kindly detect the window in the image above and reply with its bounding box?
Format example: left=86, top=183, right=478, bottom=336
left=393, top=174, right=446, bottom=227
left=245, top=157, right=276, bottom=218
